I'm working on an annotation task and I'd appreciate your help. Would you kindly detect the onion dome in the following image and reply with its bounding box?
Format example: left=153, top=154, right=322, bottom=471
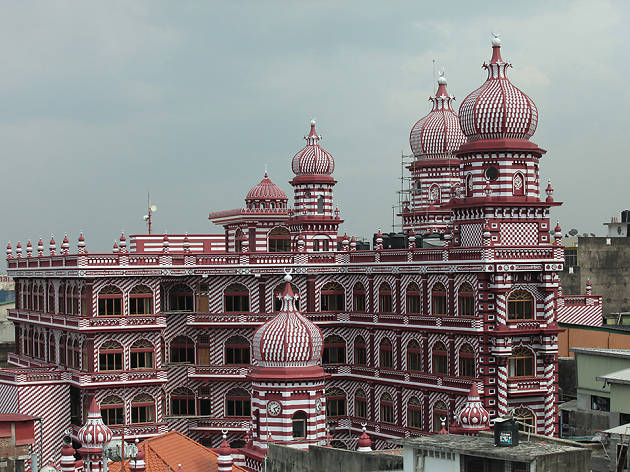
left=246, top=172, right=288, bottom=201
left=6, top=242, right=12, bottom=259
left=16, top=241, right=22, bottom=257
left=356, top=425, right=372, bottom=452
left=77, top=397, right=113, bottom=450
left=291, top=120, right=335, bottom=176
left=456, top=384, right=490, bottom=432
left=37, top=237, right=44, bottom=256
left=26, top=240, right=33, bottom=257
left=459, top=35, right=538, bottom=142
left=252, top=273, right=322, bottom=367
left=410, top=72, right=466, bottom=159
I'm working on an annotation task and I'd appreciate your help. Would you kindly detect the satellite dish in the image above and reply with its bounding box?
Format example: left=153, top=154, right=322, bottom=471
left=590, top=233, right=596, bottom=237
left=150, top=205, right=157, bottom=212
left=568, top=229, right=578, bottom=236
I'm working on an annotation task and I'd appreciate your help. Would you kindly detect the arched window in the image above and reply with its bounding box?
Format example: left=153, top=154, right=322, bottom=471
left=37, top=283, right=44, bottom=312
left=406, top=282, right=421, bottom=314
left=508, top=290, right=534, bottom=320
left=292, top=411, right=307, bottom=438
left=268, top=227, right=290, bottom=252
left=317, top=195, right=324, bottom=214
left=48, top=284, right=55, bottom=314
left=428, top=184, right=441, bottom=203
left=407, top=340, right=422, bottom=372
left=408, top=397, right=422, bottom=429
left=379, top=283, right=393, bottom=313
left=98, top=285, right=123, bottom=316
left=101, top=395, right=124, bottom=426
left=312, top=237, right=330, bottom=252
left=274, top=283, right=299, bottom=311
left=224, top=284, right=249, bottom=312
left=514, top=408, right=535, bottom=433
left=235, top=228, right=243, bottom=253
left=33, top=332, right=42, bottom=359
left=326, top=388, right=346, bottom=417
left=458, top=283, right=475, bottom=317
left=130, top=285, right=153, bottom=315
left=130, top=340, right=154, bottom=369
left=379, top=337, right=393, bottom=369
left=509, top=347, right=534, bottom=377
left=71, top=287, right=80, bottom=315
left=99, top=341, right=123, bottom=371
left=171, top=387, right=195, bottom=416
left=466, top=174, right=473, bottom=197
left=48, top=333, right=56, bottom=364
left=513, top=172, right=525, bottom=196
left=225, top=336, right=250, bottom=365
left=226, top=388, right=250, bottom=417
left=432, top=341, right=448, bottom=375
left=380, top=393, right=394, bottom=424
left=433, top=400, right=448, bottom=432
left=71, top=339, right=80, bottom=368
left=59, top=335, right=66, bottom=365
left=323, top=335, right=346, bottom=365
left=320, top=282, right=344, bottom=312
left=170, top=336, right=194, bottom=364
left=431, top=283, right=447, bottom=316
left=354, top=335, right=367, bottom=365
left=131, top=394, right=155, bottom=423
left=352, top=282, right=366, bottom=312
left=355, top=389, right=367, bottom=418
left=169, top=284, right=194, bottom=311
left=459, top=344, right=475, bottom=377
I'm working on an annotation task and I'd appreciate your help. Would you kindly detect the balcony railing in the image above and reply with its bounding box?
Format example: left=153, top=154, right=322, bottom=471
left=187, top=365, right=250, bottom=379
left=7, top=310, right=166, bottom=330
left=507, top=377, right=547, bottom=395
left=191, top=417, right=250, bottom=431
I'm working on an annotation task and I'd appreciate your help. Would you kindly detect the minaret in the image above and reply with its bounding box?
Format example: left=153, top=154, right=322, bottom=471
left=77, top=397, right=114, bottom=472
left=248, top=273, right=328, bottom=449
left=288, top=121, right=342, bottom=251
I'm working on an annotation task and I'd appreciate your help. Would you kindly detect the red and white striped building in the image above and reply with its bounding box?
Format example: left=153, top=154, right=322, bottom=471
left=1, top=37, right=601, bottom=472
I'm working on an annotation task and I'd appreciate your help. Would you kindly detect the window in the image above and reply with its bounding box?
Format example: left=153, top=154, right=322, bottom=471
left=170, top=336, right=194, bottom=364
left=198, top=334, right=210, bottom=366
left=408, top=397, right=422, bottom=429
left=406, top=282, right=421, bottom=314
left=380, top=393, right=394, bottom=424
left=171, top=387, right=195, bottom=416
left=224, top=284, right=249, bottom=312
left=48, top=335, right=56, bottom=364
left=234, top=228, right=243, bottom=253
left=407, top=340, right=422, bottom=372
left=428, top=184, right=440, bottom=203
left=459, top=344, right=475, bottom=377
left=268, top=227, right=290, bottom=252
left=131, top=394, right=155, bottom=423
left=130, top=340, right=154, bottom=369
left=433, top=401, right=448, bottom=432
left=379, top=283, right=393, bottom=313
left=513, top=408, right=535, bottom=433
left=292, top=411, right=307, bottom=438
left=169, top=284, right=194, bottom=311
left=99, top=341, right=123, bottom=371
left=36, top=283, right=44, bottom=312
left=326, top=388, right=346, bottom=417
left=101, top=395, right=124, bottom=426
left=432, top=341, right=448, bottom=375
left=313, top=238, right=330, bottom=252
left=199, top=387, right=211, bottom=416
left=466, top=174, right=473, bottom=197
left=98, top=285, right=122, bottom=316
left=47, top=284, right=55, bottom=314
left=70, top=339, right=80, bottom=369
left=317, top=195, right=324, bottom=214
left=226, top=336, right=250, bottom=365
left=355, top=390, right=368, bottom=419
left=71, top=287, right=80, bottom=315
left=274, top=283, right=299, bottom=311
left=509, top=347, right=534, bottom=377
left=321, top=282, right=344, bottom=312
left=432, top=283, right=447, bottom=316
left=379, top=337, right=393, bottom=369
left=226, top=388, right=251, bottom=417
left=508, top=290, right=534, bottom=320
left=130, top=285, right=153, bottom=315
left=354, top=336, right=368, bottom=365
left=458, top=283, right=475, bottom=317
left=59, top=335, right=66, bottom=365
left=513, top=172, right=525, bottom=196
left=591, top=395, right=610, bottom=412
left=352, top=282, right=366, bottom=312
left=485, top=166, right=499, bottom=181
left=323, top=335, right=346, bottom=365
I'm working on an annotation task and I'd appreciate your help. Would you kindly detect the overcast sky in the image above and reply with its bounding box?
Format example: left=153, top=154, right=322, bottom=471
left=1, top=1, right=628, bottom=267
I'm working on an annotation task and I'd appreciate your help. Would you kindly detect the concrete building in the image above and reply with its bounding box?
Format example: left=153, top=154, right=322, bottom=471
left=0, top=413, right=38, bottom=472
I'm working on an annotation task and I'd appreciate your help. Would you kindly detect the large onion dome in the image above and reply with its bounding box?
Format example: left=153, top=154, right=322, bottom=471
left=291, top=120, right=335, bottom=176
left=409, top=73, right=466, bottom=159
left=77, top=397, right=113, bottom=450
left=455, top=384, right=490, bottom=432
left=246, top=172, right=288, bottom=201
left=252, top=274, right=322, bottom=367
left=459, top=35, right=538, bottom=142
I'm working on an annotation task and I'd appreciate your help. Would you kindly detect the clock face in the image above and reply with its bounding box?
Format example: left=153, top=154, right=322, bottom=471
left=268, top=401, right=281, bottom=417
left=315, top=398, right=322, bottom=413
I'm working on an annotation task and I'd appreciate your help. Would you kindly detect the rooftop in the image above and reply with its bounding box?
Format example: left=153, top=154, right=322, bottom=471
left=571, top=347, right=630, bottom=359
left=596, top=368, right=630, bottom=385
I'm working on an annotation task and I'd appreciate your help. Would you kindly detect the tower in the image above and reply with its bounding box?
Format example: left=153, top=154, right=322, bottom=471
left=248, top=274, right=328, bottom=449
left=288, top=121, right=342, bottom=251
left=403, top=72, right=466, bottom=235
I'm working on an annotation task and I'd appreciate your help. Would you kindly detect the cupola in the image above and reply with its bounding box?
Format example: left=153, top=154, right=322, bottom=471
left=291, top=120, right=335, bottom=176
left=246, top=172, right=288, bottom=202
left=77, top=397, right=113, bottom=450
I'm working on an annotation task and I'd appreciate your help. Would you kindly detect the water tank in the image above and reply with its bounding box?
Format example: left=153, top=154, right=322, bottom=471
left=493, top=417, right=519, bottom=447
left=621, top=210, right=630, bottom=223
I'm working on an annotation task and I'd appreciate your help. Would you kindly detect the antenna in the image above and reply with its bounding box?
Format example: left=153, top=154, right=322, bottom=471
left=145, top=192, right=157, bottom=234
left=432, top=59, right=436, bottom=87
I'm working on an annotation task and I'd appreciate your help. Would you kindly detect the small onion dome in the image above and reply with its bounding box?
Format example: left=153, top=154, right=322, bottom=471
left=410, top=72, right=466, bottom=159
left=459, top=35, right=538, bottom=142
left=252, top=273, right=323, bottom=367
left=456, top=384, right=490, bottom=432
left=6, top=242, right=12, bottom=258
left=356, top=426, right=372, bottom=452
left=37, top=237, right=44, bottom=251
left=291, top=120, right=335, bottom=176
left=26, top=240, right=33, bottom=254
left=246, top=172, right=288, bottom=201
left=77, top=397, right=113, bottom=450
left=554, top=221, right=562, bottom=239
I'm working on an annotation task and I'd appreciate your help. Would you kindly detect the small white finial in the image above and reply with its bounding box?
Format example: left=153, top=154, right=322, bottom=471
left=311, top=119, right=316, bottom=126
left=437, top=70, right=447, bottom=85
left=491, top=32, right=501, bottom=47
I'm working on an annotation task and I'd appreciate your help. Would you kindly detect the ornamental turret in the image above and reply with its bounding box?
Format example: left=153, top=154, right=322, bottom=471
left=451, top=384, right=490, bottom=435
left=77, top=397, right=113, bottom=472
